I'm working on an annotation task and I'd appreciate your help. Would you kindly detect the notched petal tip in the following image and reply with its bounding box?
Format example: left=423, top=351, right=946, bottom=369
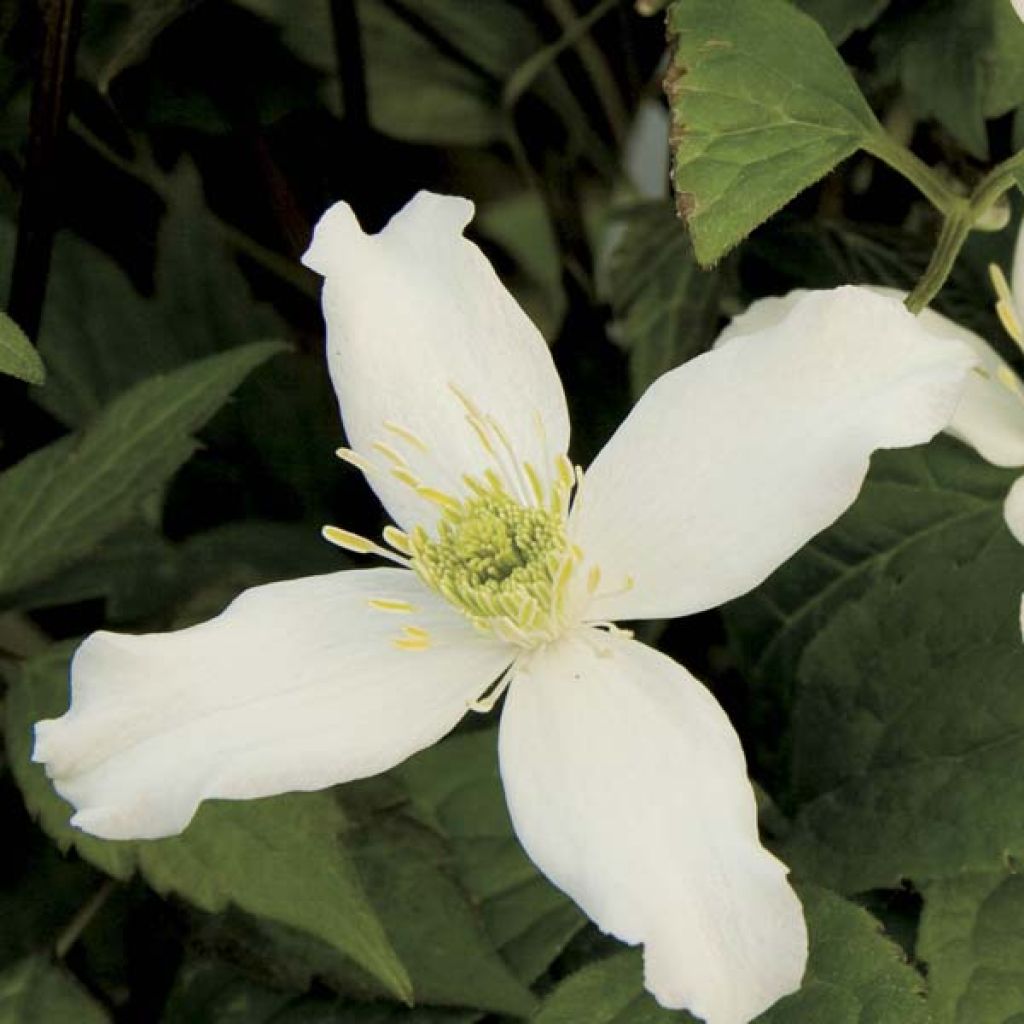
left=388, top=190, right=475, bottom=242
left=302, top=191, right=476, bottom=278
left=301, top=200, right=364, bottom=276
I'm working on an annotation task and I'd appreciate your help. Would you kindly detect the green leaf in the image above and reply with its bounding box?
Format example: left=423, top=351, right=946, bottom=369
left=665, top=0, right=883, bottom=264
left=0, top=310, right=44, bottom=385
left=531, top=888, right=929, bottom=1024
left=723, top=438, right=1012, bottom=777
left=793, top=0, right=891, bottom=44
left=875, top=0, right=1024, bottom=161
left=395, top=730, right=586, bottom=984
left=6, top=643, right=412, bottom=1004
left=17, top=166, right=288, bottom=428
left=728, top=439, right=1024, bottom=891
left=237, top=0, right=602, bottom=156
left=0, top=955, right=109, bottom=1024
left=164, top=958, right=480, bottom=1024
left=918, top=872, right=1024, bottom=1024
left=531, top=949, right=680, bottom=1024
left=346, top=810, right=537, bottom=1016
left=0, top=342, right=283, bottom=601
left=598, top=200, right=722, bottom=399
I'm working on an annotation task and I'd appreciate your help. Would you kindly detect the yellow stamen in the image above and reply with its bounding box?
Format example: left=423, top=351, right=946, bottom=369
left=383, top=525, right=413, bottom=555
left=394, top=636, right=431, bottom=651
left=417, top=485, right=462, bottom=510
left=587, top=565, right=602, bottom=594
left=372, top=441, right=408, bottom=468
left=384, top=420, right=429, bottom=452
left=368, top=598, right=417, bottom=613
left=990, top=263, right=1024, bottom=347
left=402, top=625, right=431, bottom=640
left=335, top=447, right=379, bottom=475
left=322, top=526, right=377, bottom=554
left=391, top=466, right=421, bottom=488
left=322, top=525, right=411, bottom=568
left=523, top=461, right=545, bottom=506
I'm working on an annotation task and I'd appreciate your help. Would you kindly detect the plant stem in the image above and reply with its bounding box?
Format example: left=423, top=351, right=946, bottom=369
left=905, top=148, right=1024, bottom=314
left=55, top=879, right=116, bottom=961
left=9, top=0, right=84, bottom=340
left=863, top=132, right=960, bottom=217
left=543, top=0, right=629, bottom=144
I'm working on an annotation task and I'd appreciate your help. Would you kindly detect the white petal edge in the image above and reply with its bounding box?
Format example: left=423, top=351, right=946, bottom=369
left=33, top=568, right=513, bottom=840
left=1013, top=210, right=1024, bottom=316
left=570, top=286, right=977, bottom=621
left=1004, top=473, right=1024, bottom=545
left=1015, top=0, right=1024, bottom=23
left=303, top=191, right=571, bottom=531
left=719, top=286, right=1024, bottom=469
left=499, top=630, right=807, bottom=1024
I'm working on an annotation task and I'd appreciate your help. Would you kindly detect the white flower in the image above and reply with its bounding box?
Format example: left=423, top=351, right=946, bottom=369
left=33, top=193, right=975, bottom=1024
left=722, top=219, right=1024, bottom=546
left=1014, top=0, right=1024, bottom=23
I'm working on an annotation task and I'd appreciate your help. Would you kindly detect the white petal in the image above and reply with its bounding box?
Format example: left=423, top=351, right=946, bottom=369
left=34, top=568, right=512, bottom=840
left=1004, top=474, right=1024, bottom=545
left=499, top=631, right=807, bottom=1024
left=912, top=305, right=1024, bottom=468
left=1015, top=0, right=1024, bottom=23
left=303, top=191, right=570, bottom=531
left=570, top=286, right=976, bottom=621
left=1013, top=212, right=1024, bottom=315
left=720, top=288, right=1024, bottom=468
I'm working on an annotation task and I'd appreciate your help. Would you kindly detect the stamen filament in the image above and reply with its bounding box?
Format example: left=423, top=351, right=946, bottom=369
left=368, top=598, right=417, bottom=613
left=382, top=525, right=413, bottom=555
left=322, top=525, right=412, bottom=567
left=372, top=441, right=408, bottom=468
left=384, top=420, right=429, bottom=453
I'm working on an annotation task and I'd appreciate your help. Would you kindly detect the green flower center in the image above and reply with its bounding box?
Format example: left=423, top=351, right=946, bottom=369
left=410, top=485, right=574, bottom=644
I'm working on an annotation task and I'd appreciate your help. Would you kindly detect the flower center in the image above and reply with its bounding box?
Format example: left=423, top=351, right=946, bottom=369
left=408, top=481, right=574, bottom=644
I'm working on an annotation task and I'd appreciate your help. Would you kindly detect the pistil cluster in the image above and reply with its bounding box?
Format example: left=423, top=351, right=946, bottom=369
left=408, top=477, right=575, bottom=645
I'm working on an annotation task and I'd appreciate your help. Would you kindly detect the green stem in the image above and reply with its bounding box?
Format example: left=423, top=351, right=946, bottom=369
left=503, top=0, right=621, bottom=115
left=70, top=119, right=318, bottom=299
left=55, top=879, right=116, bottom=960
left=904, top=205, right=971, bottom=314
left=543, top=0, right=629, bottom=143
left=905, top=148, right=1024, bottom=313
left=863, top=132, right=960, bottom=217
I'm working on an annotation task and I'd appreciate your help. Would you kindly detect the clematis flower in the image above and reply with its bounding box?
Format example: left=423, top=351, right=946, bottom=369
left=34, top=193, right=975, bottom=1024
left=722, top=218, right=1024, bottom=546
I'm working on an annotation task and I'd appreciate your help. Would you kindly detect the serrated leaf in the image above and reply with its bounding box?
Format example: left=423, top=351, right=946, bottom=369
left=395, top=730, right=585, bottom=985
left=0, top=955, right=109, bottom=1024
left=722, top=439, right=1024, bottom=891
left=6, top=643, right=412, bottom=1003
left=918, top=872, right=1024, bottom=1024
left=0, top=342, right=283, bottom=601
left=531, top=888, right=929, bottom=1024
left=0, top=310, right=44, bottom=385
left=793, top=0, right=891, bottom=44
left=598, top=200, right=721, bottom=399
left=665, top=0, right=884, bottom=264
